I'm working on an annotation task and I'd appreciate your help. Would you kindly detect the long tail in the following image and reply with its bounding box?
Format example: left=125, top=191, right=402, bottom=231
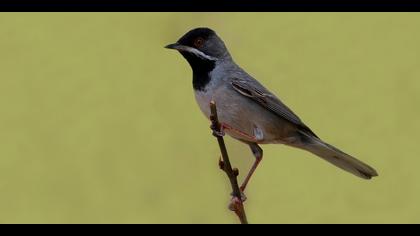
left=297, top=131, right=378, bottom=179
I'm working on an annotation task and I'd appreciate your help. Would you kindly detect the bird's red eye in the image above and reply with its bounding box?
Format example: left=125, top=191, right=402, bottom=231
left=194, top=37, right=204, bottom=48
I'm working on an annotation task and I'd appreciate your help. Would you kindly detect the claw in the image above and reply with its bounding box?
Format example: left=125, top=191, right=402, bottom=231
left=228, top=196, right=246, bottom=212
left=230, top=190, right=247, bottom=203
left=210, top=123, right=225, bottom=137
left=212, top=129, right=225, bottom=137
left=209, top=123, right=217, bottom=131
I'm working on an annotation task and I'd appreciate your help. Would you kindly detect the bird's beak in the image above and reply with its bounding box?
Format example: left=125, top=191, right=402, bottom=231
left=164, top=43, right=182, bottom=50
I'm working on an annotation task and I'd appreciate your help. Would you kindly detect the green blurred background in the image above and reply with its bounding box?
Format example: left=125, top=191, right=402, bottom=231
left=0, top=13, right=419, bottom=224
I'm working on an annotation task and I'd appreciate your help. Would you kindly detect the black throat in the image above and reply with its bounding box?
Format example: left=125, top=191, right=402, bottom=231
left=181, top=52, right=216, bottom=91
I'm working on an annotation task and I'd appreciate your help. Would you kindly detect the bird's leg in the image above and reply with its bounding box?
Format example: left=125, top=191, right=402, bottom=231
left=211, top=121, right=261, bottom=194
left=214, top=122, right=259, bottom=142
left=214, top=123, right=258, bottom=172
left=240, top=143, right=263, bottom=192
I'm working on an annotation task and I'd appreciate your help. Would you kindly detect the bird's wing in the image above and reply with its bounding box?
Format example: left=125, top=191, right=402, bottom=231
left=230, top=78, right=318, bottom=138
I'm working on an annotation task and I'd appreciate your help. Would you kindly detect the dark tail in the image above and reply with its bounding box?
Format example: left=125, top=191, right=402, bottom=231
left=297, top=131, right=378, bottom=179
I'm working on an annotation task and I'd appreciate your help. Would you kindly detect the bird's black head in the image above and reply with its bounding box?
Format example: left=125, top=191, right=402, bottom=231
left=165, top=28, right=230, bottom=91
left=165, top=27, right=230, bottom=63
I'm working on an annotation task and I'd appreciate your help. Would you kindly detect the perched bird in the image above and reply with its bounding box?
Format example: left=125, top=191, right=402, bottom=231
left=165, top=27, right=378, bottom=191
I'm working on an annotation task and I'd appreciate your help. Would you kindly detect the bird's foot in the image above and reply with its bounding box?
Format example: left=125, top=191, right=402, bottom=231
left=228, top=195, right=247, bottom=212
left=210, top=123, right=225, bottom=137
left=213, top=130, right=225, bottom=137
left=230, top=190, right=247, bottom=203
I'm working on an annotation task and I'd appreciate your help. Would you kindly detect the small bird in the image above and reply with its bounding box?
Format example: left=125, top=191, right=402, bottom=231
left=165, top=27, right=378, bottom=192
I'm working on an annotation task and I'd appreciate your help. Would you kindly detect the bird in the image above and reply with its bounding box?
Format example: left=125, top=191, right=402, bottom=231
left=165, top=27, right=378, bottom=192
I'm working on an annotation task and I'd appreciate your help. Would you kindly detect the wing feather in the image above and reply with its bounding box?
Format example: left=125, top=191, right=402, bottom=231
left=231, top=78, right=318, bottom=138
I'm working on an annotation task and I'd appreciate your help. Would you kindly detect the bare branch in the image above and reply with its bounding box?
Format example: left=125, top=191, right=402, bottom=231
left=209, top=101, right=248, bottom=224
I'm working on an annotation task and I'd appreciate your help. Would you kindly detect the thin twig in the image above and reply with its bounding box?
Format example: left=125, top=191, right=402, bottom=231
left=209, top=101, right=248, bottom=224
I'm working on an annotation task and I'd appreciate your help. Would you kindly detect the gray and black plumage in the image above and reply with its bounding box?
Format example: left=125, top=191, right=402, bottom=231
left=165, top=27, right=378, bottom=182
